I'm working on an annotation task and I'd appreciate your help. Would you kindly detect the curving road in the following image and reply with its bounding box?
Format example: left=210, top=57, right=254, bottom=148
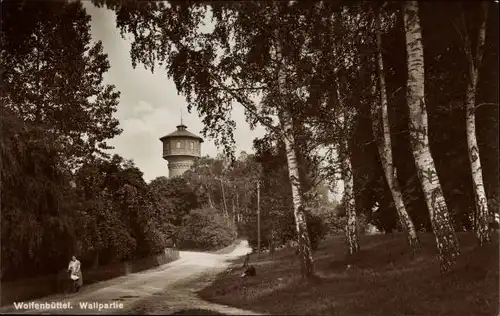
left=2, top=241, right=260, bottom=315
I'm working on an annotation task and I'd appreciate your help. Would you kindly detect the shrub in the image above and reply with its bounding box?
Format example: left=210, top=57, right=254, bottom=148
left=243, top=210, right=328, bottom=252
left=306, top=212, right=329, bottom=251
left=177, top=208, right=237, bottom=251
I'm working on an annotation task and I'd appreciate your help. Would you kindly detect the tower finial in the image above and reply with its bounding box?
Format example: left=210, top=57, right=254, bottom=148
left=180, top=108, right=183, bottom=125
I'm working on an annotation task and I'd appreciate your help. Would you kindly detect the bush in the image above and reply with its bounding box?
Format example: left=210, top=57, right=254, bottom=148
left=306, top=212, right=329, bottom=251
left=242, top=210, right=328, bottom=252
left=177, top=208, right=237, bottom=251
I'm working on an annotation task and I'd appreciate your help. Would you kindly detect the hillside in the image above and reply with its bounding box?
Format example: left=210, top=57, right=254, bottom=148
left=199, top=232, right=499, bottom=316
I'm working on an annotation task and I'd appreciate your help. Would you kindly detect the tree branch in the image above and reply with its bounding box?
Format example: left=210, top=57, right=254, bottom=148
left=388, top=87, right=402, bottom=102
left=475, top=102, right=499, bottom=110
left=311, top=170, right=335, bottom=191
left=226, top=85, right=268, bottom=91
left=211, top=75, right=281, bottom=135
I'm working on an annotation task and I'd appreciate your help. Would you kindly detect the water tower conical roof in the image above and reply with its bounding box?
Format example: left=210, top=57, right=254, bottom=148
left=159, top=124, right=204, bottom=142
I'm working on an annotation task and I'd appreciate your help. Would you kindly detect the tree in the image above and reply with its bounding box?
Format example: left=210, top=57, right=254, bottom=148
left=454, top=2, right=491, bottom=245
left=337, top=84, right=360, bottom=256
left=73, top=154, right=170, bottom=264
left=184, top=155, right=241, bottom=219
left=224, top=151, right=263, bottom=225
left=304, top=3, right=373, bottom=256
left=402, top=1, right=460, bottom=271
left=1, top=0, right=121, bottom=168
left=184, top=156, right=221, bottom=210
left=372, top=5, right=419, bottom=251
left=251, top=134, right=328, bottom=252
left=177, top=208, right=237, bottom=251
left=1, top=109, right=74, bottom=279
left=1, top=1, right=178, bottom=277
left=148, top=176, right=200, bottom=242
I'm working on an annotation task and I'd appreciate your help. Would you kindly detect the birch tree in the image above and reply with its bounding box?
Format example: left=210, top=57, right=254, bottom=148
left=455, top=2, right=491, bottom=246
left=261, top=4, right=314, bottom=276
left=318, top=4, right=374, bottom=256
left=373, top=6, right=419, bottom=251
left=336, top=81, right=360, bottom=256
left=402, top=1, right=460, bottom=271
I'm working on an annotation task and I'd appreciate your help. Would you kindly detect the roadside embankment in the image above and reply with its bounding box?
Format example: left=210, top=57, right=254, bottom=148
left=1, top=248, right=179, bottom=306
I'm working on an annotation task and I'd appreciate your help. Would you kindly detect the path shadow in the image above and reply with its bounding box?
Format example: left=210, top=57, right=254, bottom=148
left=170, top=309, right=226, bottom=315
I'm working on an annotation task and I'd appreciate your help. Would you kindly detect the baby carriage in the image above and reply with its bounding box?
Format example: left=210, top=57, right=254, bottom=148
left=68, top=272, right=80, bottom=293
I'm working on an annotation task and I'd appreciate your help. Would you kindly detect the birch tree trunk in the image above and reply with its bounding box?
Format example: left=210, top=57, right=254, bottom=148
left=205, top=183, right=214, bottom=209
left=341, top=144, right=359, bottom=256
left=235, top=184, right=240, bottom=223
left=220, top=178, right=228, bottom=218
left=373, top=8, right=419, bottom=251
left=403, top=1, right=460, bottom=271
left=243, top=185, right=247, bottom=224
left=460, top=2, right=491, bottom=246
left=272, top=8, right=314, bottom=276
left=232, top=184, right=237, bottom=224
left=281, top=112, right=315, bottom=276
left=336, top=80, right=360, bottom=256
left=269, top=222, right=276, bottom=258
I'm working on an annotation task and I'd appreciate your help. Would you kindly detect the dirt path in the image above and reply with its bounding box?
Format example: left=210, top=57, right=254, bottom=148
left=1, top=241, right=262, bottom=315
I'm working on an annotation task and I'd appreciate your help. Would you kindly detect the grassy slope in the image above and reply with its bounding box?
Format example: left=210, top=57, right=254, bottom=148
left=198, top=232, right=499, bottom=316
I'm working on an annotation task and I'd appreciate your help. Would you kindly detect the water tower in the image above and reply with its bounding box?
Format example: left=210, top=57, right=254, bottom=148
left=160, top=120, right=203, bottom=178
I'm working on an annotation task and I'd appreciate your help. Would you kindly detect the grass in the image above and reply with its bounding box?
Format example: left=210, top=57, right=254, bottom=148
left=198, top=232, right=499, bottom=316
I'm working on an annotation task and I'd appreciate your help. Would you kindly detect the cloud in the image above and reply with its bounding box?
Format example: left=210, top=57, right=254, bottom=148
left=134, top=101, right=154, bottom=115
left=119, top=118, right=152, bottom=135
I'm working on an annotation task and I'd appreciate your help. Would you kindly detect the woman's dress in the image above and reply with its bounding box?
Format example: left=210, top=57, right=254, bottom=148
left=68, top=260, right=83, bottom=287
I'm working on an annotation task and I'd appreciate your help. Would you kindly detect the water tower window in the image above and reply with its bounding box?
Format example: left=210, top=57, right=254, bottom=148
left=189, top=142, right=194, bottom=150
left=176, top=141, right=181, bottom=149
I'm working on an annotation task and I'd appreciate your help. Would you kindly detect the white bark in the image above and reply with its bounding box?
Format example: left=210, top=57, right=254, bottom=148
left=205, top=183, right=214, bottom=209
left=273, top=7, right=314, bottom=276
left=373, top=9, right=419, bottom=251
left=220, top=178, right=228, bottom=218
left=235, top=185, right=240, bottom=223
left=403, top=1, right=460, bottom=271
left=281, top=113, right=315, bottom=276
left=341, top=148, right=359, bottom=256
left=460, top=2, right=491, bottom=245
left=336, top=81, right=360, bottom=256
left=232, top=186, right=236, bottom=224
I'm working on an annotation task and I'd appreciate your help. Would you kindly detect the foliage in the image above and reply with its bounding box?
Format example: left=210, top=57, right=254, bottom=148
left=1, top=110, right=74, bottom=279
left=1, top=1, right=124, bottom=279
left=240, top=134, right=331, bottom=252
left=3, top=0, right=498, bottom=282
left=306, top=212, right=329, bottom=251
left=148, top=176, right=200, bottom=242
left=330, top=201, right=371, bottom=237
left=177, top=208, right=238, bottom=251
left=0, top=115, right=170, bottom=279
left=183, top=152, right=262, bottom=229
left=1, top=0, right=122, bottom=168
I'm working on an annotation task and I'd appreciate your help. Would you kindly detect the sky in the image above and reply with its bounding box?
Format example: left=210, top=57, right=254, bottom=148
left=83, top=3, right=266, bottom=182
